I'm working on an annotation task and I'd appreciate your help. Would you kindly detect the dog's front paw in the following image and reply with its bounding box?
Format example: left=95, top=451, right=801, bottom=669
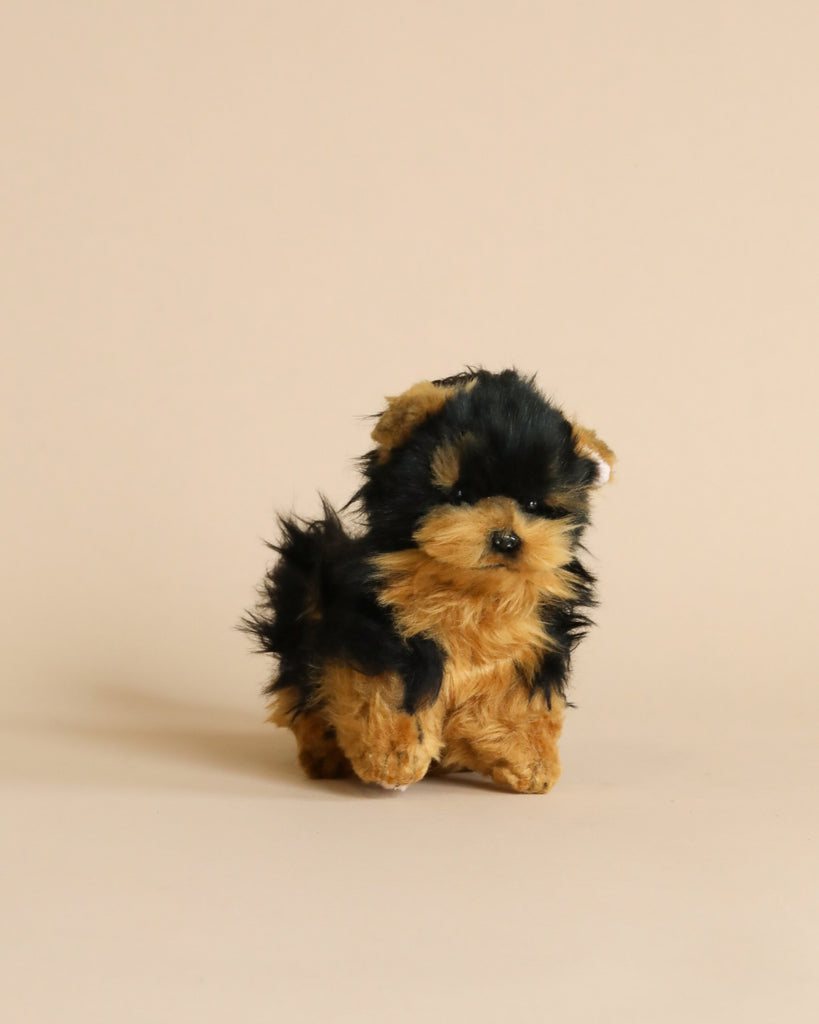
left=350, top=744, right=431, bottom=790
left=490, top=757, right=559, bottom=794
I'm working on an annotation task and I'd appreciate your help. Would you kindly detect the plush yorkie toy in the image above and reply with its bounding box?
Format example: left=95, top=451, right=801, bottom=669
left=243, top=369, right=614, bottom=793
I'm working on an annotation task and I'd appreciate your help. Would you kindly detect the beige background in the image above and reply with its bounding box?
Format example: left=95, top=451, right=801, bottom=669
left=2, top=2, right=818, bottom=1021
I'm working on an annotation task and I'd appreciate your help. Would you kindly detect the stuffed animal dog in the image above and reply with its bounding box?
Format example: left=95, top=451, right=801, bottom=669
left=243, top=369, right=614, bottom=793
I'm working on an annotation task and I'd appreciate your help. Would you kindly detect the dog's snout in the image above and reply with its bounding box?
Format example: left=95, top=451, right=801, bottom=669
left=490, top=530, right=521, bottom=554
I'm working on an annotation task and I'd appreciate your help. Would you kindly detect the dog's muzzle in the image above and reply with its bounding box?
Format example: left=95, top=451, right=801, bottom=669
left=489, top=530, right=521, bottom=555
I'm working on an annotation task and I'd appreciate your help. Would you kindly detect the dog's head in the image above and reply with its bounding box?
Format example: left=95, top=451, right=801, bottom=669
left=356, top=369, right=614, bottom=594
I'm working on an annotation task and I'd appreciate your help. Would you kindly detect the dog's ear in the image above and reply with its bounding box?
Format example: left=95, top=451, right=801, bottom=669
left=572, top=423, right=615, bottom=486
left=371, top=381, right=452, bottom=459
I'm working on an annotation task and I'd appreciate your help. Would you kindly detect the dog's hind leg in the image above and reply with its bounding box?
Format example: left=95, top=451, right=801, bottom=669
left=268, top=689, right=354, bottom=779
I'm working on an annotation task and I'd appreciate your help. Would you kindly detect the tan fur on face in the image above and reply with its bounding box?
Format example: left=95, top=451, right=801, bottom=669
left=548, top=487, right=591, bottom=515
left=412, top=498, right=579, bottom=588
left=430, top=432, right=476, bottom=489
left=430, top=441, right=460, bottom=490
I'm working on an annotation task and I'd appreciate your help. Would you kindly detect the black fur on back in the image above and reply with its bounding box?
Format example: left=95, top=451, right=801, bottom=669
left=240, top=500, right=445, bottom=715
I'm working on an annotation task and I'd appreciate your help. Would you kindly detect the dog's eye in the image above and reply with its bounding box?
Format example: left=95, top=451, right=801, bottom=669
left=452, top=487, right=465, bottom=503
left=522, top=498, right=569, bottom=519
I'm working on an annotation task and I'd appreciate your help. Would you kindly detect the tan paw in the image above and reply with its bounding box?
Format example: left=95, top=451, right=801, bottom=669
left=350, top=745, right=431, bottom=789
left=490, top=758, right=559, bottom=794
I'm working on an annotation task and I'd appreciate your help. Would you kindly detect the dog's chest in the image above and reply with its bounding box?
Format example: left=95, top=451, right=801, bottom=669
left=439, top=650, right=523, bottom=706
left=373, top=550, right=553, bottom=705
left=377, top=566, right=548, bottom=704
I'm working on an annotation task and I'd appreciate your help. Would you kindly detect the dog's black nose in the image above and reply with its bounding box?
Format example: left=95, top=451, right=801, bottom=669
left=490, top=530, right=521, bottom=554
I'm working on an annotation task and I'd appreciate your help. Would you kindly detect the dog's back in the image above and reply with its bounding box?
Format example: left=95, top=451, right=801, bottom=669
left=242, top=504, right=418, bottom=714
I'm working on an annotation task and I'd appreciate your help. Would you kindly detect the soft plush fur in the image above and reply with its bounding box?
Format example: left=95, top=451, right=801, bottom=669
left=242, top=369, right=614, bottom=793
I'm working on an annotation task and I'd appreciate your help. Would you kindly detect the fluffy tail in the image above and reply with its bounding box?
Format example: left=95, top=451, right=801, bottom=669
left=241, top=500, right=349, bottom=710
